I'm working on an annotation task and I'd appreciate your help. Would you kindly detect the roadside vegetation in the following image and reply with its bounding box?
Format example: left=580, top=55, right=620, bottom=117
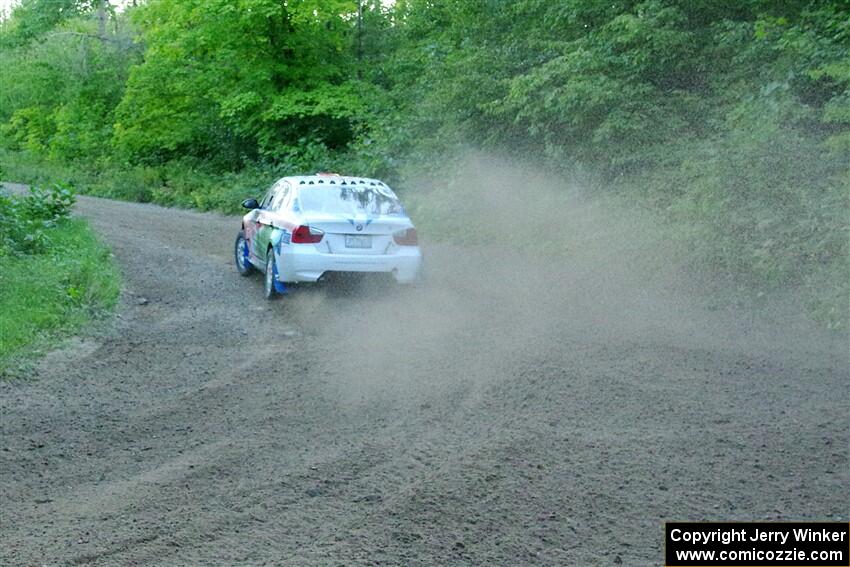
left=0, top=181, right=120, bottom=376
left=0, top=0, right=847, bottom=327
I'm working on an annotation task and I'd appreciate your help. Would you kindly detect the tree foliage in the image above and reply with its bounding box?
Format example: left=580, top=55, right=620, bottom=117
left=2, top=0, right=846, bottom=173
left=113, top=0, right=363, bottom=166
left=0, top=0, right=847, bottom=323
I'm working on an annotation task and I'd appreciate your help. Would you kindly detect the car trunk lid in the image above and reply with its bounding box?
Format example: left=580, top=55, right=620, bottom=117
left=304, top=216, right=411, bottom=255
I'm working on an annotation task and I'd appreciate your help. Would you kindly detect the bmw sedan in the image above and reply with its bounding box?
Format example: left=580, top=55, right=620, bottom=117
left=235, top=174, right=423, bottom=298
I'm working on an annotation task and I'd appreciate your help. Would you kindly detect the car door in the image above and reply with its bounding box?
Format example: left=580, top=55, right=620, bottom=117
left=245, top=184, right=278, bottom=265
left=254, top=179, right=289, bottom=266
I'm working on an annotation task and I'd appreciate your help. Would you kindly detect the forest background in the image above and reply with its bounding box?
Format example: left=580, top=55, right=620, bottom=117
left=0, top=0, right=847, bottom=327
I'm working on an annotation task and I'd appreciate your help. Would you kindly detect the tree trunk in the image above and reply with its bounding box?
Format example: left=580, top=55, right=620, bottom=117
left=97, top=0, right=108, bottom=39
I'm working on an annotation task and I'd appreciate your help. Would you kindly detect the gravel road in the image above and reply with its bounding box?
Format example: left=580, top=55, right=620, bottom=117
left=1, top=191, right=847, bottom=565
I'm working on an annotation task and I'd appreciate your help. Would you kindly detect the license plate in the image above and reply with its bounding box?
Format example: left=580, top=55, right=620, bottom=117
left=345, top=235, right=371, bottom=249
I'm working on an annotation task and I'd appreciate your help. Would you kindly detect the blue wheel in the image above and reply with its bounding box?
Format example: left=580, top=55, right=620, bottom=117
left=235, top=231, right=254, bottom=276
left=263, top=247, right=288, bottom=300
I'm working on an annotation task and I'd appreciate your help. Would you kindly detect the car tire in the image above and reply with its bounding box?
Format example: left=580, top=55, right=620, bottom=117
left=235, top=231, right=254, bottom=276
left=264, top=249, right=278, bottom=300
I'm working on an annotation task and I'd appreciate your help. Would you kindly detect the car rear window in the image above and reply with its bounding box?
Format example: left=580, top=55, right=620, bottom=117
left=297, top=186, right=404, bottom=216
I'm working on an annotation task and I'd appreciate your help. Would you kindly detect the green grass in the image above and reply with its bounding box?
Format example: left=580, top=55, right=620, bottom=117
left=0, top=148, right=339, bottom=215
left=0, top=217, right=120, bottom=377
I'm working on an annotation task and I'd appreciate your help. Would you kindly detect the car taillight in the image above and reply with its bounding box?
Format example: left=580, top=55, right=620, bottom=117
left=393, top=228, right=418, bottom=246
left=291, top=225, right=324, bottom=243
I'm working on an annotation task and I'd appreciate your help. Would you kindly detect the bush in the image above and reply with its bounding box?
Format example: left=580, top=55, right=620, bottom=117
left=0, top=183, right=75, bottom=256
left=0, top=183, right=119, bottom=376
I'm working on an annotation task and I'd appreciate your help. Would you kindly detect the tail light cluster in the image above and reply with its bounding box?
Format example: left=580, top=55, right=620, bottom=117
left=292, top=225, right=324, bottom=243
left=393, top=228, right=418, bottom=246
left=292, top=225, right=417, bottom=246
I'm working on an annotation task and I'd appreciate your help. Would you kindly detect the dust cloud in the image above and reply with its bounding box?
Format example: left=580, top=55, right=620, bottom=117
left=284, top=153, right=847, bottom=405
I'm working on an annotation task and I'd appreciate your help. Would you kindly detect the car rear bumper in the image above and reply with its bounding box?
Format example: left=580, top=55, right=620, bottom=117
left=277, top=246, right=423, bottom=284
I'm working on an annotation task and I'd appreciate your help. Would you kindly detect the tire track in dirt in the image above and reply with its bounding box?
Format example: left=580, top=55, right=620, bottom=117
left=1, top=192, right=847, bottom=566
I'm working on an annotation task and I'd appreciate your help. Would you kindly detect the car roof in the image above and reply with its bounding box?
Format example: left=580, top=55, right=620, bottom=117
left=279, top=174, right=390, bottom=188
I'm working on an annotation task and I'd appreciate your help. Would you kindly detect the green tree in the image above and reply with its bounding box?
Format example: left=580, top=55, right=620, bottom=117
left=0, top=14, right=137, bottom=162
left=113, top=0, right=364, bottom=166
left=0, top=0, right=91, bottom=46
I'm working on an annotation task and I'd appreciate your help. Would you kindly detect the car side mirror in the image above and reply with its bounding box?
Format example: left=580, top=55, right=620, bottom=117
left=242, top=198, right=259, bottom=210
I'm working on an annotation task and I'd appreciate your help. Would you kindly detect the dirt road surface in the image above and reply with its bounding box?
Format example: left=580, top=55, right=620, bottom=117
left=1, top=190, right=847, bottom=565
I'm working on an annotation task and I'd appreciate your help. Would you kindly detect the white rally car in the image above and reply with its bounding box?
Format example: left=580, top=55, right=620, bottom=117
left=234, top=174, right=423, bottom=298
